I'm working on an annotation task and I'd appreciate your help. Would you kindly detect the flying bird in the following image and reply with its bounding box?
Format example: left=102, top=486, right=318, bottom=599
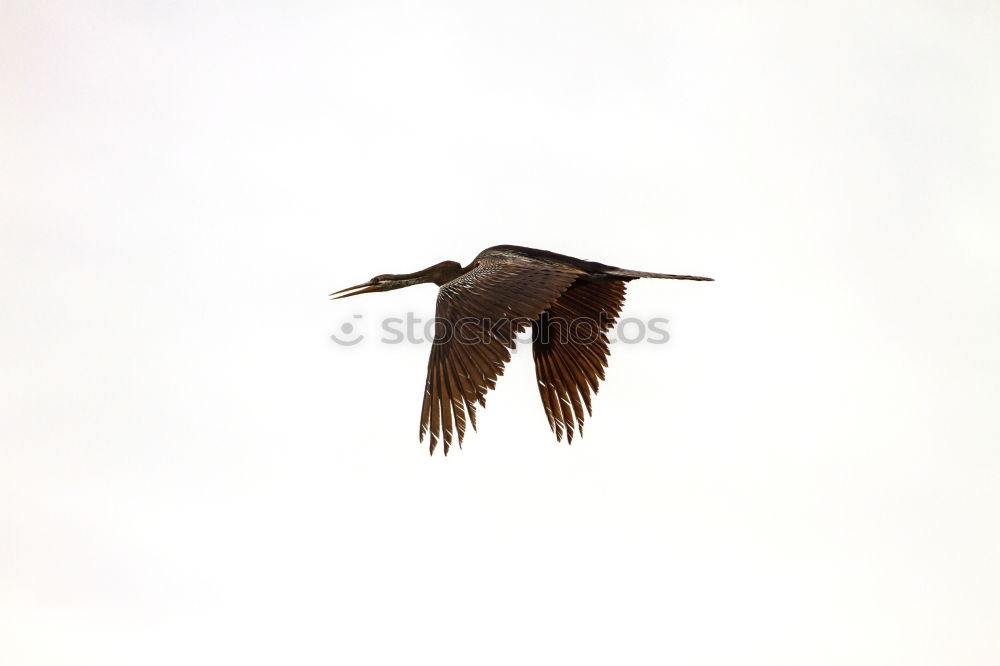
left=331, top=245, right=712, bottom=455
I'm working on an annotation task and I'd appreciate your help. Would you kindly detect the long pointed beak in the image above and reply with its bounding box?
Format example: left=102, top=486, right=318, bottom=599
left=329, top=281, right=378, bottom=300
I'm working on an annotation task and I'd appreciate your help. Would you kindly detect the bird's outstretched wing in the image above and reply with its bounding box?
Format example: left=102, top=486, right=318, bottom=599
left=531, top=278, right=627, bottom=443
left=420, top=255, right=582, bottom=455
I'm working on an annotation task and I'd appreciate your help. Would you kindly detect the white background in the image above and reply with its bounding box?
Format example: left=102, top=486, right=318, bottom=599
left=3, top=1, right=998, bottom=664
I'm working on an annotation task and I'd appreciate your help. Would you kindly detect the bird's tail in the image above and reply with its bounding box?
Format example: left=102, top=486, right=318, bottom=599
left=607, top=269, right=714, bottom=281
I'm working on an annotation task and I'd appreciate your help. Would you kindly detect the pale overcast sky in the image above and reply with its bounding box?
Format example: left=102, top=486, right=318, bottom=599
left=2, top=1, right=998, bottom=664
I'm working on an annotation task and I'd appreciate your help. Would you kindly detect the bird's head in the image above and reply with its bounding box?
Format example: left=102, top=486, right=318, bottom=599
left=330, top=261, right=462, bottom=299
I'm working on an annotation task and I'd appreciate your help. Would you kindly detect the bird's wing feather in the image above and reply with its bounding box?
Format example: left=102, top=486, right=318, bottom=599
left=420, top=256, right=582, bottom=454
left=531, top=278, right=627, bottom=443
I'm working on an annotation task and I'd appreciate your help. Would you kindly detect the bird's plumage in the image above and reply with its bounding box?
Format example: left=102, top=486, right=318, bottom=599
left=532, top=277, right=627, bottom=445
left=331, top=245, right=712, bottom=455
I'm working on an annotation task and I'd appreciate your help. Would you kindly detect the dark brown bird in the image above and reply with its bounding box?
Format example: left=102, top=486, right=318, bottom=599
left=331, top=245, right=712, bottom=455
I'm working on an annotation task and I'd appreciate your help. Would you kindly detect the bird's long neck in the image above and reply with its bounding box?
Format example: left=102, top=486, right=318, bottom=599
left=389, top=261, right=464, bottom=287
left=428, top=261, right=465, bottom=286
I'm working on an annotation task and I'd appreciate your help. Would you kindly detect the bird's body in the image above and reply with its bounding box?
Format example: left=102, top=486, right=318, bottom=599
left=331, top=245, right=712, bottom=454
